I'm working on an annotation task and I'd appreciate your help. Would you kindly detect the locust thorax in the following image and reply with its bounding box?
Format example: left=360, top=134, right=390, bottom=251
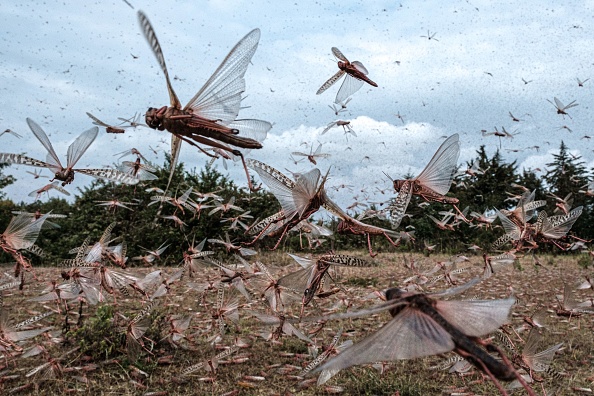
left=53, top=169, right=75, bottom=186
left=337, top=61, right=348, bottom=70
left=393, top=179, right=406, bottom=192
left=145, top=107, right=164, bottom=130
left=385, top=287, right=408, bottom=317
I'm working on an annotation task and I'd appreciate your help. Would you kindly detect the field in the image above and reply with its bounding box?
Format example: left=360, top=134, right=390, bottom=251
left=1, top=252, right=594, bottom=396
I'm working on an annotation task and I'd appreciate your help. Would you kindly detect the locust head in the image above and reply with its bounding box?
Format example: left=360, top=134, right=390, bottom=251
left=392, top=179, right=407, bottom=192
left=145, top=107, right=166, bottom=130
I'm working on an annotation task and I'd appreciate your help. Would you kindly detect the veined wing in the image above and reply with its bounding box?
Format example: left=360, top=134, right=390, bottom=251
left=184, top=28, right=261, bottom=125
left=335, top=74, right=365, bottom=105
left=3, top=212, right=49, bottom=250
left=389, top=180, right=413, bottom=229
left=415, top=134, right=460, bottom=195
left=0, top=153, right=51, bottom=168
left=435, top=297, right=514, bottom=337
left=292, top=168, right=322, bottom=217
left=316, top=70, right=345, bottom=95
left=227, top=119, right=271, bottom=144
left=331, top=47, right=348, bottom=62
left=247, top=159, right=298, bottom=220
left=495, top=210, right=521, bottom=241
left=66, top=127, right=99, bottom=169
left=26, top=118, right=63, bottom=171
left=351, top=60, right=369, bottom=75
left=76, top=168, right=140, bottom=185
left=314, top=306, right=455, bottom=374
left=540, top=206, right=582, bottom=239
left=137, top=11, right=181, bottom=108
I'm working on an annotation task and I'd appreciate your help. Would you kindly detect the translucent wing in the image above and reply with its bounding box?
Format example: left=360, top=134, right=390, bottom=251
left=335, top=74, right=365, bottom=105
left=26, top=118, right=63, bottom=170
left=137, top=11, right=181, bottom=108
left=314, top=307, right=455, bottom=374
left=227, top=119, right=271, bottom=144
left=351, top=60, right=369, bottom=75
left=316, top=70, right=345, bottom=95
left=167, top=135, right=183, bottom=190
left=66, top=127, right=98, bottom=169
left=435, top=297, right=514, bottom=337
left=3, top=212, right=49, bottom=250
left=540, top=206, right=582, bottom=239
left=389, top=180, right=413, bottom=229
left=331, top=47, right=348, bottom=62
left=292, top=168, right=322, bottom=217
left=415, top=134, right=460, bottom=195
left=247, top=159, right=298, bottom=220
left=184, top=29, right=261, bottom=125
left=495, top=210, right=521, bottom=241
left=76, top=168, right=140, bottom=185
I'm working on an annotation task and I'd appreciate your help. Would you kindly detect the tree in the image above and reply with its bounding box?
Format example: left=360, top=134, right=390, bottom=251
left=0, top=163, right=15, bottom=200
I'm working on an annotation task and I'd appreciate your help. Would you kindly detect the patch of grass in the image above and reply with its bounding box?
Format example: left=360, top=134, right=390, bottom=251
left=67, top=304, right=122, bottom=361
left=344, top=276, right=378, bottom=287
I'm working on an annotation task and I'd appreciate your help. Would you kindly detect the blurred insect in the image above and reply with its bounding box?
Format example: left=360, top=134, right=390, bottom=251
left=316, top=47, right=377, bottom=104
left=137, top=11, right=271, bottom=191
left=0, top=308, right=53, bottom=354
left=421, top=30, right=439, bottom=41
left=28, top=181, right=71, bottom=200
left=121, top=301, right=158, bottom=358
left=114, top=148, right=148, bottom=162
left=86, top=112, right=126, bottom=134
left=118, top=157, right=158, bottom=181
left=208, top=233, right=256, bottom=256
left=322, top=120, right=357, bottom=139
left=25, top=347, right=79, bottom=381
left=251, top=261, right=301, bottom=312
left=208, top=196, right=243, bottom=216
left=1, top=212, right=49, bottom=277
left=0, top=118, right=139, bottom=186
left=95, top=199, right=138, bottom=211
left=0, top=129, right=22, bottom=138
left=324, top=199, right=401, bottom=257
left=181, top=346, right=239, bottom=377
left=26, top=169, right=47, bottom=179
left=149, top=187, right=196, bottom=215
left=508, top=111, right=523, bottom=122
left=388, top=134, right=462, bottom=229
left=576, top=77, right=589, bottom=87
left=291, top=143, right=331, bottom=165
left=308, top=280, right=535, bottom=394
left=117, top=112, right=146, bottom=129
left=547, top=97, right=579, bottom=119
left=132, top=241, right=170, bottom=266
left=300, top=329, right=353, bottom=385
left=279, top=253, right=374, bottom=315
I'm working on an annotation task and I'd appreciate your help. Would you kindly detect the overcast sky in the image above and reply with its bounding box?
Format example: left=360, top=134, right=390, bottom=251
left=1, top=0, right=594, bottom=213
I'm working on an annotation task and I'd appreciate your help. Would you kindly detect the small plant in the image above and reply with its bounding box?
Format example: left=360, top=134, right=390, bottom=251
left=577, top=254, right=591, bottom=269
left=67, top=304, right=122, bottom=361
left=345, top=277, right=378, bottom=287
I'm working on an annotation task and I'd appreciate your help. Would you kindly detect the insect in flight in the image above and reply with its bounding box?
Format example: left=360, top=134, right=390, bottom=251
left=388, top=134, right=462, bottom=229
left=547, top=97, right=579, bottom=119
left=316, top=47, right=377, bottom=104
left=0, top=118, right=139, bottom=186
left=137, top=11, right=271, bottom=191
left=307, top=280, right=534, bottom=393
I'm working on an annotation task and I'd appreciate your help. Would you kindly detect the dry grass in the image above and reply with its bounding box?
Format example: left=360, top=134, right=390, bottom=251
left=2, top=251, right=594, bottom=395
